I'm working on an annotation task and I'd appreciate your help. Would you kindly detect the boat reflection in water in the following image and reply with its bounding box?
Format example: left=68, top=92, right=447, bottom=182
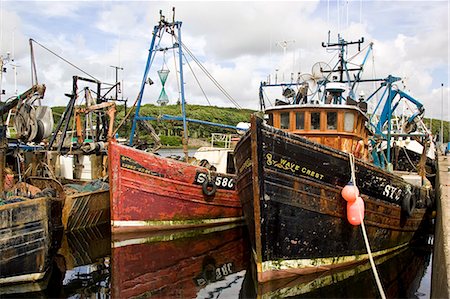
left=240, top=241, right=432, bottom=298
left=59, top=224, right=111, bottom=298
left=111, top=223, right=250, bottom=298
left=0, top=224, right=111, bottom=298
left=0, top=223, right=432, bottom=298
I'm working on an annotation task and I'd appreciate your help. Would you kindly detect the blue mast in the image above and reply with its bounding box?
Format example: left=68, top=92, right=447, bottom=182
left=129, top=14, right=164, bottom=146
left=176, top=19, right=189, bottom=159
left=129, top=10, right=242, bottom=152
left=130, top=10, right=186, bottom=147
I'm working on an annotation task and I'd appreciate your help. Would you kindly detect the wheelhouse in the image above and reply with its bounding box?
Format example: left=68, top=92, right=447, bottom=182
left=265, top=104, right=370, bottom=160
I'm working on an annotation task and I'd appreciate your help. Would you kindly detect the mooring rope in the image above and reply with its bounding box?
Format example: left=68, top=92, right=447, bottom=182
left=348, top=153, right=386, bottom=299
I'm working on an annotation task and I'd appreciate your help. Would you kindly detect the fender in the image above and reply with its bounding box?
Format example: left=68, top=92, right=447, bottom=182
left=202, top=179, right=217, bottom=198
left=401, top=189, right=415, bottom=217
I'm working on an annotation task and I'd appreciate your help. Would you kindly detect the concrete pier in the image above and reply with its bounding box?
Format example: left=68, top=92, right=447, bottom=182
left=431, top=154, right=450, bottom=299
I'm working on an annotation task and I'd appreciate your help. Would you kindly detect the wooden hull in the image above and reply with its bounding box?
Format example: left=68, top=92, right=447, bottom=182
left=111, top=224, right=249, bottom=298
left=234, top=116, right=432, bottom=282
left=109, top=141, right=242, bottom=234
left=0, top=197, right=62, bottom=285
left=62, top=189, right=110, bottom=231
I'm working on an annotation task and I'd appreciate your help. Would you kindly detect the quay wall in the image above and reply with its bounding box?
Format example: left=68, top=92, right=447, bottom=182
left=431, top=154, right=450, bottom=299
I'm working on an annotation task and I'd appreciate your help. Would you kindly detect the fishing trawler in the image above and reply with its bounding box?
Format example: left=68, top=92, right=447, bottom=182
left=109, top=10, right=244, bottom=234
left=0, top=84, right=63, bottom=286
left=234, top=35, right=435, bottom=282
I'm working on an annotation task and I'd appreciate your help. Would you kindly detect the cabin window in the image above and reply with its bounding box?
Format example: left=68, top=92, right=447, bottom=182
left=226, top=152, right=235, bottom=174
left=344, top=112, right=355, bottom=132
left=310, top=112, right=321, bottom=130
left=327, top=112, right=337, bottom=130
left=295, top=112, right=305, bottom=130
left=280, top=112, right=290, bottom=129
left=267, top=113, right=273, bottom=126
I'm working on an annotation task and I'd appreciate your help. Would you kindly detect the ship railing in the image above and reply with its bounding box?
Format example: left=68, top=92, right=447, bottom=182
left=210, top=133, right=232, bottom=149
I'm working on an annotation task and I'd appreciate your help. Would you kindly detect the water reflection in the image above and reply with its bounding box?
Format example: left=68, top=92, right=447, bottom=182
left=240, top=244, right=432, bottom=299
left=56, top=224, right=111, bottom=298
left=0, top=223, right=433, bottom=298
left=111, top=223, right=250, bottom=298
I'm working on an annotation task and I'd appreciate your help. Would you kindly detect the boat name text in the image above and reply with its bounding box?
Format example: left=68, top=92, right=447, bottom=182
left=265, top=153, right=324, bottom=180
left=382, top=184, right=402, bottom=201
left=194, top=262, right=234, bottom=287
left=238, top=158, right=252, bottom=173
left=120, top=155, right=164, bottom=177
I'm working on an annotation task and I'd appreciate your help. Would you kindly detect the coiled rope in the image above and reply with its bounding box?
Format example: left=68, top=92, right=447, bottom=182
left=348, top=153, right=386, bottom=299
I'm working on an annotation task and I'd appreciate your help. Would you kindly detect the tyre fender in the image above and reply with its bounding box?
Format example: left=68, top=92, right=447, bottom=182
left=401, top=189, right=415, bottom=217
left=202, top=178, right=217, bottom=197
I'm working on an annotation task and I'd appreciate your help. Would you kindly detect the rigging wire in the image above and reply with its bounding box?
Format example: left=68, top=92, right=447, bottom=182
left=182, top=52, right=212, bottom=106
left=347, top=43, right=371, bottom=63
left=170, top=33, right=182, bottom=114
left=29, top=38, right=100, bottom=82
left=402, top=146, right=418, bottom=170
left=262, top=89, right=273, bottom=108
left=371, top=46, right=379, bottom=113
left=113, top=30, right=168, bottom=137
left=182, top=42, right=241, bottom=109
left=177, top=37, right=242, bottom=109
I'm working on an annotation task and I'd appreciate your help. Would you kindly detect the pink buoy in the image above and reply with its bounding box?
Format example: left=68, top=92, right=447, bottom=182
left=341, top=181, right=359, bottom=202
left=347, top=196, right=365, bottom=226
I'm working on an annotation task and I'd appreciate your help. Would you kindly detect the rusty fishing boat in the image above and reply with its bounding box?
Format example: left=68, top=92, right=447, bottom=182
left=45, top=74, right=115, bottom=231
left=234, top=35, right=435, bottom=282
left=109, top=10, right=243, bottom=234
left=0, top=85, right=64, bottom=286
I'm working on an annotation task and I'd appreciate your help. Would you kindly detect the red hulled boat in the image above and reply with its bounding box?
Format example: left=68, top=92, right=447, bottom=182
left=109, top=10, right=244, bottom=234
left=109, top=141, right=242, bottom=233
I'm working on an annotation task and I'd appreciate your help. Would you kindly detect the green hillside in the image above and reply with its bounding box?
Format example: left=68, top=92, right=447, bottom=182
left=51, top=104, right=449, bottom=147
left=52, top=104, right=256, bottom=147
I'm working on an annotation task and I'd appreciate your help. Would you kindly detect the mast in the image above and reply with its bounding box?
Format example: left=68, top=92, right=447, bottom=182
left=129, top=9, right=242, bottom=154
left=129, top=9, right=188, bottom=160
left=175, top=16, right=189, bottom=161
left=321, top=35, right=366, bottom=102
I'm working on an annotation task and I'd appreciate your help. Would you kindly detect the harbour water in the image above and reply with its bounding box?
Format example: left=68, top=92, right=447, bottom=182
left=0, top=221, right=433, bottom=298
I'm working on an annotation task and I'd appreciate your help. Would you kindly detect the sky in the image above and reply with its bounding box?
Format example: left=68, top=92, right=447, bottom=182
left=0, top=0, right=448, bottom=121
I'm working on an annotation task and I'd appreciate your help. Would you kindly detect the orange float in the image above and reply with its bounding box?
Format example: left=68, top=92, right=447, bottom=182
left=347, top=196, right=365, bottom=225
left=341, top=181, right=359, bottom=202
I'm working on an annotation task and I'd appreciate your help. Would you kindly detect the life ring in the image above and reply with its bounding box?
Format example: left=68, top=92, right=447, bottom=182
left=401, top=190, right=415, bottom=217
left=202, top=179, right=217, bottom=197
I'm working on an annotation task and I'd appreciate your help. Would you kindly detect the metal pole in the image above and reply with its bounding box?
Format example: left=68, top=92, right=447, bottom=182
left=386, top=84, right=392, bottom=170
left=129, top=24, right=159, bottom=146
left=440, top=83, right=444, bottom=145
left=0, top=126, right=6, bottom=195
left=0, top=57, right=3, bottom=102
left=110, top=65, right=123, bottom=101
left=177, top=21, right=189, bottom=162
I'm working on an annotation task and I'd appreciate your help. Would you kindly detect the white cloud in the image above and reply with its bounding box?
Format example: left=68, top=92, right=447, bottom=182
left=0, top=0, right=448, bottom=121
